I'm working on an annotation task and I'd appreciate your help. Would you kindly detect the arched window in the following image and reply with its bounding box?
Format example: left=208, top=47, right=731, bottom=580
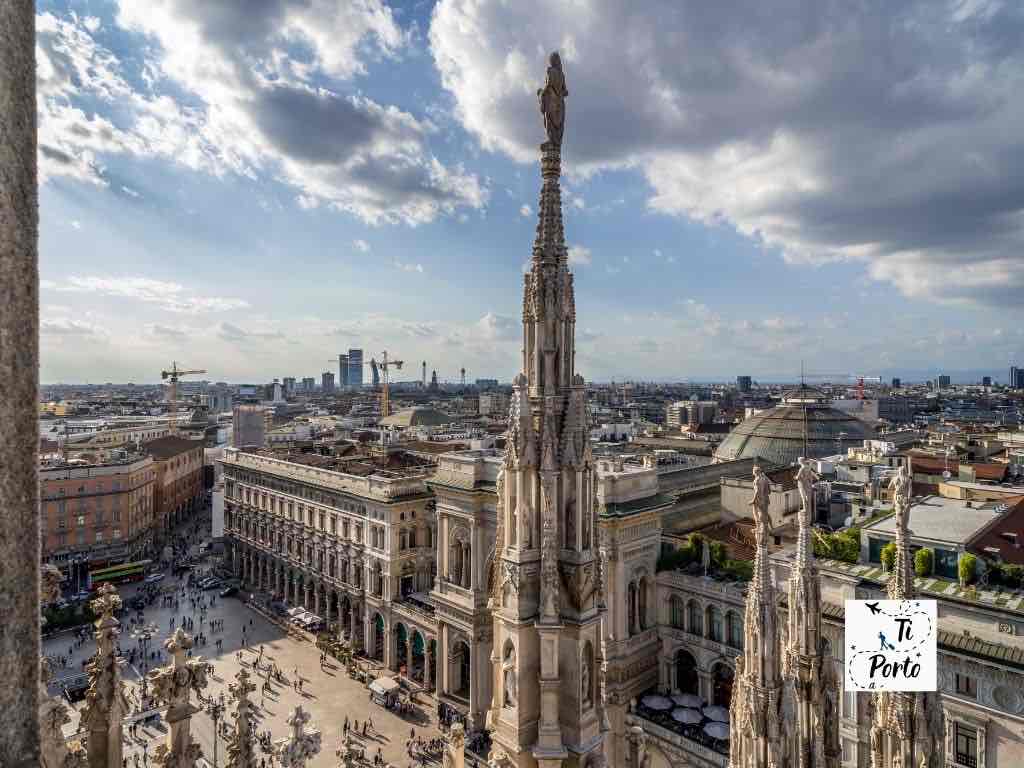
left=670, top=596, right=684, bottom=628
left=627, top=582, right=638, bottom=635
left=687, top=600, right=702, bottom=636
left=712, top=663, right=734, bottom=708
left=726, top=611, right=742, bottom=649
left=707, top=605, right=722, bottom=642
left=638, top=575, right=649, bottom=630
left=675, top=649, right=699, bottom=695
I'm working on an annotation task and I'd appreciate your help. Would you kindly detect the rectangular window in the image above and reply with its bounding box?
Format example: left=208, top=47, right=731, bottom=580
left=77, top=515, right=85, bottom=527
left=955, top=674, right=977, bottom=699
left=319, top=511, right=326, bottom=530
left=330, top=516, right=337, bottom=535
left=954, top=723, right=977, bottom=768
left=113, top=529, right=121, bottom=539
left=95, top=531, right=104, bottom=542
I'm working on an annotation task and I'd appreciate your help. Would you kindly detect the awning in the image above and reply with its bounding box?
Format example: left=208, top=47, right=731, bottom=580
left=369, top=677, right=400, bottom=695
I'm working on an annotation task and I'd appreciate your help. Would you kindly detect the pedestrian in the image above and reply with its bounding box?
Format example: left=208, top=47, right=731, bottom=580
left=368, top=716, right=373, bottom=732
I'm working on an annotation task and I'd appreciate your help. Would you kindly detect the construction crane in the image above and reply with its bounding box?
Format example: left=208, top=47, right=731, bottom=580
left=371, top=351, right=404, bottom=418
left=161, top=362, right=207, bottom=435
left=803, top=372, right=882, bottom=400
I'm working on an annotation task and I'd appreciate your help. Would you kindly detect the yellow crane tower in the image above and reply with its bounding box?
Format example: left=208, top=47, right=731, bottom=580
left=376, top=351, right=404, bottom=418
left=160, top=362, right=207, bottom=435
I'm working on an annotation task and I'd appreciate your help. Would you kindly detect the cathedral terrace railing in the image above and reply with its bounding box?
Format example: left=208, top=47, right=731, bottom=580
left=627, top=710, right=728, bottom=766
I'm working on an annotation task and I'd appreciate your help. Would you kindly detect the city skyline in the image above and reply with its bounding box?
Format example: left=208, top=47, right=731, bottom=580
left=37, top=1, right=1024, bottom=384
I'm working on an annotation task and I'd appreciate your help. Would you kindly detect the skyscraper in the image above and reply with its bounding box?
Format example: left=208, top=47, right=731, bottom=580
left=348, top=348, right=363, bottom=388
left=338, top=354, right=348, bottom=387
left=1011, top=366, right=1024, bottom=389
left=736, top=375, right=752, bottom=392
left=370, top=358, right=380, bottom=387
left=321, top=372, right=335, bottom=392
left=486, top=52, right=605, bottom=768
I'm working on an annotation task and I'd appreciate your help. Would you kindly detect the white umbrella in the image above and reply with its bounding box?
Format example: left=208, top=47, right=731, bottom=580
left=671, top=693, right=703, bottom=708
left=641, top=695, right=673, bottom=711
left=703, top=705, right=730, bottom=723
left=704, top=721, right=730, bottom=740
left=671, top=707, right=702, bottom=724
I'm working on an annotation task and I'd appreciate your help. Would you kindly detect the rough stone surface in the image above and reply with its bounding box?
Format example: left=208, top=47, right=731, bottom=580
left=0, top=2, right=41, bottom=766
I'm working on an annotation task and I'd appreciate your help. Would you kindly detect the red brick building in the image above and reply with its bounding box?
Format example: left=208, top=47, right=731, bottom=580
left=144, top=436, right=205, bottom=544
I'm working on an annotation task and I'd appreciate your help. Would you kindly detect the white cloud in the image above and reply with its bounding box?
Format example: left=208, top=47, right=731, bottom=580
left=353, top=239, right=371, bottom=253
left=42, top=276, right=249, bottom=313
left=296, top=194, right=320, bottom=210
left=520, top=204, right=532, bottom=217
left=429, top=0, right=1024, bottom=307
left=571, top=195, right=585, bottom=210
left=475, top=312, right=519, bottom=341
left=394, top=261, right=425, bottom=273
left=94, top=1, right=488, bottom=225
left=70, top=220, right=81, bottom=229
left=41, top=317, right=105, bottom=336
left=568, top=244, right=592, bottom=266
left=121, top=185, right=140, bottom=198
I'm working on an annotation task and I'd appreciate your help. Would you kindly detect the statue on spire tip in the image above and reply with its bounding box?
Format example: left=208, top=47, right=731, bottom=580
left=538, top=51, right=568, bottom=148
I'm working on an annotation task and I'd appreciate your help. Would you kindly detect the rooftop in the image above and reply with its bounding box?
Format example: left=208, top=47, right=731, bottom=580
left=378, top=407, right=456, bottom=428
left=865, top=495, right=1006, bottom=545
left=144, top=435, right=204, bottom=459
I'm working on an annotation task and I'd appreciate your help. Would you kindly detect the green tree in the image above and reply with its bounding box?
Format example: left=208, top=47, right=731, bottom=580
left=880, top=542, right=897, bottom=572
left=959, top=553, right=977, bottom=586
left=914, top=548, right=934, bottom=578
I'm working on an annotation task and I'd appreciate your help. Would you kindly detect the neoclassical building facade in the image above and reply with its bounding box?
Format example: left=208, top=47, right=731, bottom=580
left=221, top=447, right=443, bottom=691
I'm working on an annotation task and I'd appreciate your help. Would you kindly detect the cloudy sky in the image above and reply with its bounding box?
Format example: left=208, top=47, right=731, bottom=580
left=37, top=0, right=1024, bottom=385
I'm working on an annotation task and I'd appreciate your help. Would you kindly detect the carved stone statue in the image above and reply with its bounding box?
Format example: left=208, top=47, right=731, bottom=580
left=537, top=51, right=568, bottom=147
left=540, top=515, right=560, bottom=620
left=273, top=706, right=322, bottom=767
left=581, top=652, right=592, bottom=707
left=80, top=583, right=129, bottom=768
left=503, top=644, right=517, bottom=707
left=888, top=465, right=912, bottom=527
left=148, top=628, right=209, bottom=768
left=750, top=464, right=772, bottom=539
left=795, top=457, right=819, bottom=520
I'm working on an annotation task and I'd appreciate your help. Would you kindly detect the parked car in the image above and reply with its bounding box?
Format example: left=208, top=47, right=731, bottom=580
left=219, top=586, right=238, bottom=598
left=144, top=573, right=165, bottom=584
left=202, top=579, right=223, bottom=591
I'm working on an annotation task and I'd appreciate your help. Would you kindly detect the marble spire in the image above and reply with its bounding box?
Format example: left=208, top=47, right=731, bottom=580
left=729, top=465, right=785, bottom=768
left=489, top=51, right=603, bottom=768
left=80, top=584, right=129, bottom=768
left=869, top=466, right=944, bottom=768
left=147, top=628, right=209, bottom=768
left=225, top=669, right=258, bottom=768
left=785, top=459, right=840, bottom=768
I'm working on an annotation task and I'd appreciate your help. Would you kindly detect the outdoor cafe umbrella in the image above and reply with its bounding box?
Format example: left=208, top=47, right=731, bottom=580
left=704, top=722, right=730, bottom=740
left=671, top=707, right=703, bottom=725
left=703, top=705, right=730, bottom=723
left=641, top=695, right=673, bottom=711
left=671, top=693, right=703, bottom=708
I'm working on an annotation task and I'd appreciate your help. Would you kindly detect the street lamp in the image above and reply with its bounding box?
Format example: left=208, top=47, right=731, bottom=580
left=203, top=693, right=227, bottom=768
left=130, top=621, right=160, bottom=698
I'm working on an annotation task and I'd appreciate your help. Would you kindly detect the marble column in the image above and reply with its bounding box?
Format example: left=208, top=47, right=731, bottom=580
left=383, top=620, right=393, bottom=670
left=424, top=642, right=433, bottom=691
left=406, top=636, right=413, bottom=678
left=304, top=584, right=311, bottom=611
left=313, top=586, right=320, bottom=617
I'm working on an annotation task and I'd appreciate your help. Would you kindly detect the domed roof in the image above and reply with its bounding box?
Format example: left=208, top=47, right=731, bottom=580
left=378, top=406, right=454, bottom=428
left=715, top=392, right=874, bottom=467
